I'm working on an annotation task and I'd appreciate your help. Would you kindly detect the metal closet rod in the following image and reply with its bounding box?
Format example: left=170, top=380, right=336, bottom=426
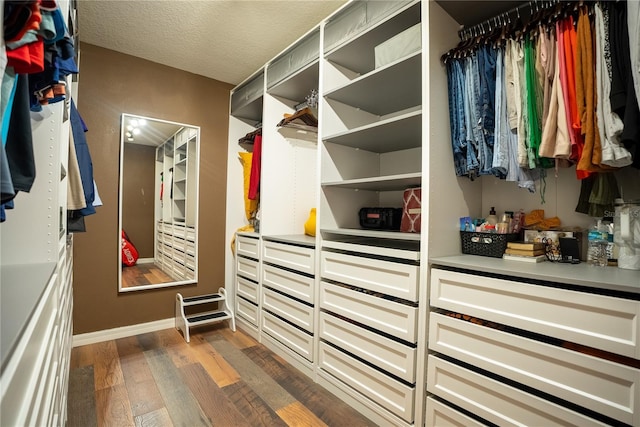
left=457, top=0, right=561, bottom=41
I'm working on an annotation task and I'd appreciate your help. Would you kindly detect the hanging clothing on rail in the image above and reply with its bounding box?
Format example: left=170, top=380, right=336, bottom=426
left=594, top=2, right=632, bottom=168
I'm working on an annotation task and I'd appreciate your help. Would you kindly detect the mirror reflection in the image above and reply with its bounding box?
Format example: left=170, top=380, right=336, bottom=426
left=118, top=114, right=200, bottom=292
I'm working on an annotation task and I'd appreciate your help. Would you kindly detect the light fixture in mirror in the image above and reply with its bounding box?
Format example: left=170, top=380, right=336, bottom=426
left=118, top=114, right=200, bottom=292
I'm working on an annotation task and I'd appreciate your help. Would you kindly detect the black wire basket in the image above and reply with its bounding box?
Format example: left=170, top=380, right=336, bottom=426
left=460, top=231, right=520, bottom=258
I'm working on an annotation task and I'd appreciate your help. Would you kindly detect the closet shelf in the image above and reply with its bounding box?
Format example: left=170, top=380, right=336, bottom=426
left=323, top=109, right=421, bottom=152
left=267, top=59, right=319, bottom=101
left=324, top=1, right=421, bottom=74
left=277, top=125, right=318, bottom=142
left=324, top=52, right=421, bottom=116
left=321, top=228, right=420, bottom=242
left=322, top=172, right=421, bottom=191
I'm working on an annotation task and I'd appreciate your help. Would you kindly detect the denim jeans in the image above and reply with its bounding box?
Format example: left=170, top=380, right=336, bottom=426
left=492, top=48, right=509, bottom=177
left=447, top=60, right=467, bottom=177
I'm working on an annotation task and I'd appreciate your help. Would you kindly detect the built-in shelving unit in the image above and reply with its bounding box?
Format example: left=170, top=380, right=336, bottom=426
left=154, top=126, right=199, bottom=282
left=226, top=1, right=640, bottom=426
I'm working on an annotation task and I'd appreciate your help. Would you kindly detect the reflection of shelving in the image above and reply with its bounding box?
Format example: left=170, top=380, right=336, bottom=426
left=155, top=126, right=199, bottom=282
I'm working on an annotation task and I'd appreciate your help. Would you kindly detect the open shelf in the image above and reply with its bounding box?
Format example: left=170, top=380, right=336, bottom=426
left=323, top=109, right=421, bottom=152
left=324, top=52, right=421, bottom=115
left=321, top=227, right=420, bottom=241
left=322, top=172, right=421, bottom=191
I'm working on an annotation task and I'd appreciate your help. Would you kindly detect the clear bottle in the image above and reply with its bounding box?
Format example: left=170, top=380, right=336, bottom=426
left=587, top=220, right=608, bottom=267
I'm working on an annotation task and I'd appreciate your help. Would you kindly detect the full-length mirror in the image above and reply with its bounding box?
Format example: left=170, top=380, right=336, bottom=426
left=118, top=114, right=200, bottom=292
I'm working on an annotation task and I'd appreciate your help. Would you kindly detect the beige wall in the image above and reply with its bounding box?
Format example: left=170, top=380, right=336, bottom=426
left=73, top=43, right=232, bottom=334
left=122, top=143, right=155, bottom=258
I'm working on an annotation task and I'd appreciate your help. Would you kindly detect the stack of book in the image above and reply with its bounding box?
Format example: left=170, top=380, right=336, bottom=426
left=502, top=241, right=547, bottom=263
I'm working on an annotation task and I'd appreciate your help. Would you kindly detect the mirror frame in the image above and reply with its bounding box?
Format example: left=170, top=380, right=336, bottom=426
left=118, top=113, right=201, bottom=292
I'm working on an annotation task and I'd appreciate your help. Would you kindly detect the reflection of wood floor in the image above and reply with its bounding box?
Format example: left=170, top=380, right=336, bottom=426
left=67, top=325, right=376, bottom=427
left=122, top=262, right=173, bottom=288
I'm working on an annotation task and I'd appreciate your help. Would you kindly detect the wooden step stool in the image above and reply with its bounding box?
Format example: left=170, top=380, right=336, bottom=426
left=175, top=287, right=235, bottom=342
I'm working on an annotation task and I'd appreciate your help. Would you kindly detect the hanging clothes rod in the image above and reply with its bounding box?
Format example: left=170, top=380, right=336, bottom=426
left=457, top=0, right=560, bottom=41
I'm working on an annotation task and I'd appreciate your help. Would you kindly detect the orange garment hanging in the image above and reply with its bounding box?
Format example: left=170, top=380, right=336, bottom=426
left=575, top=5, right=616, bottom=174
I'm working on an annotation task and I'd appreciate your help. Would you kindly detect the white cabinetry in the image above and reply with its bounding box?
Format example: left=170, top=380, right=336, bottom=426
left=1, top=101, right=74, bottom=426
left=234, top=233, right=261, bottom=337
left=154, top=127, right=198, bottom=282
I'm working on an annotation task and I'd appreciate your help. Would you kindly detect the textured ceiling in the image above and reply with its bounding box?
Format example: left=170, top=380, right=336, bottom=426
left=77, top=0, right=348, bottom=86
left=78, top=1, right=527, bottom=86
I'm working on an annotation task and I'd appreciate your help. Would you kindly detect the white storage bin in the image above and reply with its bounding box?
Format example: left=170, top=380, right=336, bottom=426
left=374, top=23, right=421, bottom=69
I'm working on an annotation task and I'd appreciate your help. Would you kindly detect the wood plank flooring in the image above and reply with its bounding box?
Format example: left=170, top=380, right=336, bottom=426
left=121, top=262, right=174, bottom=288
left=68, top=324, right=377, bottom=427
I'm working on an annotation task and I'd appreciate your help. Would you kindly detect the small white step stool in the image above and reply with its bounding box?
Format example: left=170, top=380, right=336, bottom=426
left=175, top=287, right=235, bottom=343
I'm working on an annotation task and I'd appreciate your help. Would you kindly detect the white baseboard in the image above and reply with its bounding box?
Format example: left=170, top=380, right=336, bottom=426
left=72, top=317, right=175, bottom=347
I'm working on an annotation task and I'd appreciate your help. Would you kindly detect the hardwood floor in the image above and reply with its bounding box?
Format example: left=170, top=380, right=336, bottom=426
left=121, top=262, right=174, bottom=288
left=68, top=324, right=377, bottom=427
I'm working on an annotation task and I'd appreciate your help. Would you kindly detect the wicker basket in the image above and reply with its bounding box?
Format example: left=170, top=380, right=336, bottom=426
left=460, top=231, right=519, bottom=258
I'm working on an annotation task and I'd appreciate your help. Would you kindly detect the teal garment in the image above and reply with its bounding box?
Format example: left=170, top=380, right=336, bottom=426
left=1, top=69, right=18, bottom=146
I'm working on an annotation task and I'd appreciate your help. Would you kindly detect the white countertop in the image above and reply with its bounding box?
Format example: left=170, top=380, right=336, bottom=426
left=430, top=255, right=640, bottom=295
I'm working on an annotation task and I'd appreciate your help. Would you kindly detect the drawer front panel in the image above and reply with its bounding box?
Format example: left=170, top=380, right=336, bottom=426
left=429, top=313, right=639, bottom=425
left=236, top=297, right=258, bottom=326
left=236, top=256, right=259, bottom=282
left=263, top=263, right=314, bottom=304
left=173, top=225, right=186, bottom=238
left=236, top=235, right=260, bottom=259
left=425, top=397, right=486, bottom=427
left=427, top=355, right=609, bottom=427
left=262, top=288, right=314, bottom=332
left=321, top=251, right=418, bottom=301
left=319, top=312, right=416, bottom=382
left=430, top=268, right=640, bottom=358
left=262, top=311, right=313, bottom=361
left=236, top=275, right=259, bottom=303
left=318, top=342, right=415, bottom=422
left=320, top=281, right=417, bottom=342
left=263, top=240, right=315, bottom=275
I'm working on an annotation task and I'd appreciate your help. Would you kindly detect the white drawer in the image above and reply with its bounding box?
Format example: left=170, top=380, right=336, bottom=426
left=262, top=288, right=314, bottom=333
left=425, top=397, right=487, bottom=427
left=185, top=255, right=195, bottom=270
left=185, top=268, right=195, bottom=280
left=186, top=227, right=196, bottom=242
left=185, top=241, right=195, bottom=256
left=424, top=396, right=486, bottom=427
left=263, top=240, right=315, bottom=275
left=236, top=256, right=259, bottom=282
left=236, top=275, right=258, bottom=303
left=430, top=268, right=640, bottom=358
left=236, top=235, right=260, bottom=259
left=263, top=263, right=314, bottom=304
left=173, top=225, right=186, bottom=238
left=321, top=251, right=419, bottom=302
left=262, top=311, right=314, bottom=361
left=319, top=312, right=416, bottom=382
left=427, top=355, right=610, bottom=427
left=429, top=312, right=640, bottom=425
left=236, top=297, right=258, bottom=326
left=318, top=342, right=415, bottom=423
left=320, top=281, right=417, bottom=343
left=172, top=238, right=186, bottom=252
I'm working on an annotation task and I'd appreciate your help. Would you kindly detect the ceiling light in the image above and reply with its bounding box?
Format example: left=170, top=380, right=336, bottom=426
left=127, top=137, right=134, bottom=142
left=130, top=119, right=138, bottom=127
left=126, top=125, right=133, bottom=131
left=132, top=128, right=141, bottom=135
left=125, top=131, right=132, bottom=138
left=138, top=119, right=147, bottom=126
